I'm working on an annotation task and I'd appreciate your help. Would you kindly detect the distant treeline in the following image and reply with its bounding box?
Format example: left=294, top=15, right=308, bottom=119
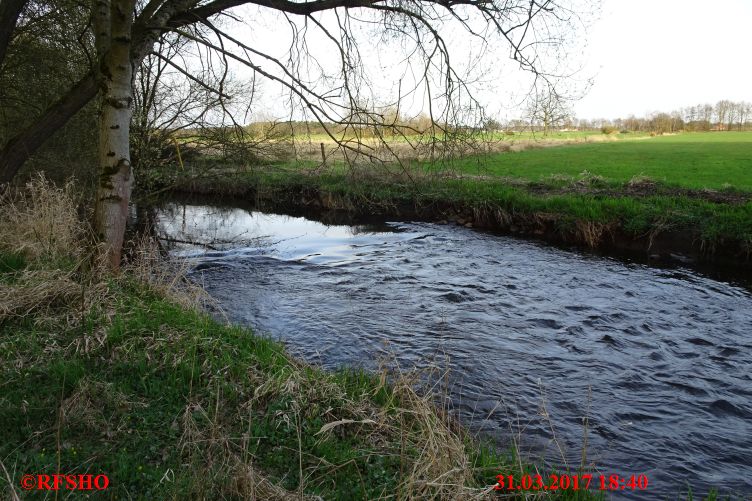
left=175, top=100, right=752, bottom=140
left=252, top=115, right=438, bottom=137
left=572, top=100, right=752, bottom=134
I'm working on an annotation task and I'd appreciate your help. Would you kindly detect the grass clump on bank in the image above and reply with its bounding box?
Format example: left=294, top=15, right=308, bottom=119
left=0, top=177, right=603, bottom=499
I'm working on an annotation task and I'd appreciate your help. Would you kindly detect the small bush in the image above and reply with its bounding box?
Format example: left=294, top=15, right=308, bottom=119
left=601, top=126, right=618, bottom=135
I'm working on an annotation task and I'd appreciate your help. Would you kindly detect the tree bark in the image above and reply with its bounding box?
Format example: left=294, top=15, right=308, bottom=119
left=93, top=0, right=136, bottom=270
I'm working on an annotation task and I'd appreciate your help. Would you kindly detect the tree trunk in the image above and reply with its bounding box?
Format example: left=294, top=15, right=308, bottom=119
left=93, top=0, right=136, bottom=271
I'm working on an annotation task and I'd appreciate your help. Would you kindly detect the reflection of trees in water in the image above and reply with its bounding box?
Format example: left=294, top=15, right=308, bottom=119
left=350, top=224, right=390, bottom=236
left=302, top=211, right=392, bottom=236
left=148, top=203, right=271, bottom=251
left=142, top=200, right=399, bottom=252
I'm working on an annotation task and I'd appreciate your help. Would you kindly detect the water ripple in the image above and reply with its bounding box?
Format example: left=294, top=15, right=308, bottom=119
left=157, top=203, right=752, bottom=499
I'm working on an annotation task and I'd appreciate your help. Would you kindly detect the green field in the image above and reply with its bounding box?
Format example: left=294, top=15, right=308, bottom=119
left=458, top=132, right=752, bottom=190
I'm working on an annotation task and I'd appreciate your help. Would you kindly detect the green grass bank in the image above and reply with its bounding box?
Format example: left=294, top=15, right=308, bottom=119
left=144, top=132, right=752, bottom=268
left=0, top=183, right=610, bottom=499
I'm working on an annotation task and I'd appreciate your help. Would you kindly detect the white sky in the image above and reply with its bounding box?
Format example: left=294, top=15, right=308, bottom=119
left=574, top=0, right=752, bottom=119
left=214, top=0, right=752, bottom=123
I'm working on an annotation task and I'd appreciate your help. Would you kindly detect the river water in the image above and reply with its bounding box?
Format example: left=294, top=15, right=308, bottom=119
left=155, top=201, right=752, bottom=499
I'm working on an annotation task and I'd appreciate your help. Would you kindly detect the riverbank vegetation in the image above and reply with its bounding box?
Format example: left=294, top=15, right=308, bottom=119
left=0, top=177, right=610, bottom=499
left=148, top=132, right=752, bottom=267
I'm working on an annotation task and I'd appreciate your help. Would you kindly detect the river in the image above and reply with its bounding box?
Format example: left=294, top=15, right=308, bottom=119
left=154, top=200, right=752, bottom=499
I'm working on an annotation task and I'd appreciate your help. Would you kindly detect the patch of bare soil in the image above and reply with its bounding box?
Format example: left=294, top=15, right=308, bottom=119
left=429, top=172, right=751, bottom=204
left=514, top=179, right=751, bottom=204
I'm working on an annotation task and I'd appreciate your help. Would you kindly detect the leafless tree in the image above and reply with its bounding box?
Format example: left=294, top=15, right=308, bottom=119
left=132, top=32, right=289, bottom=175
left=525, top=83, right=572, bottom=135
left=715, top=100, right=732, bottom=131
left=0, top=0, right=592, bottom=268
left=735, top=101, right=749, bottom=131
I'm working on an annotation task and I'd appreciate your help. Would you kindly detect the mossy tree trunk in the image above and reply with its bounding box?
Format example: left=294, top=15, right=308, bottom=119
left=93, top=0, right=136, bottom=271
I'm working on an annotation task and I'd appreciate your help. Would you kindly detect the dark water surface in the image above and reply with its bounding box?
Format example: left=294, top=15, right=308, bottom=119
left=156, top=202, right=752, bottom=499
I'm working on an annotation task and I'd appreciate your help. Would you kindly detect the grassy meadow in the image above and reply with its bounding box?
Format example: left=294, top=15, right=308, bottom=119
left=458, top=132, right=752, bottom=190
left=232, top=130, right=752, bottom=191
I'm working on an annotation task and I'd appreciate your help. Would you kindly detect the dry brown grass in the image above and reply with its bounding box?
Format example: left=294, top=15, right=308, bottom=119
left=290, top=133, right=616, bottom=166
left=0, top=175, right=112, bottom=326
left=0, top=175, right=216, bottom=325
left=575, top=220, right=612, bottom=248
left=627, top=174, right=657, bottom=189
left=293, top=136, right=522, bottom=166
left=229, top=463, right=322, bottom=501
left=170, top=344, right=500, bottom=500
left=122, top=233, right=216, bottom=311
left=384, top=373, right=478, bottom=499
left=0, top=268, right=98, bottom=322
left=0, top=174, right=86, bottom=263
